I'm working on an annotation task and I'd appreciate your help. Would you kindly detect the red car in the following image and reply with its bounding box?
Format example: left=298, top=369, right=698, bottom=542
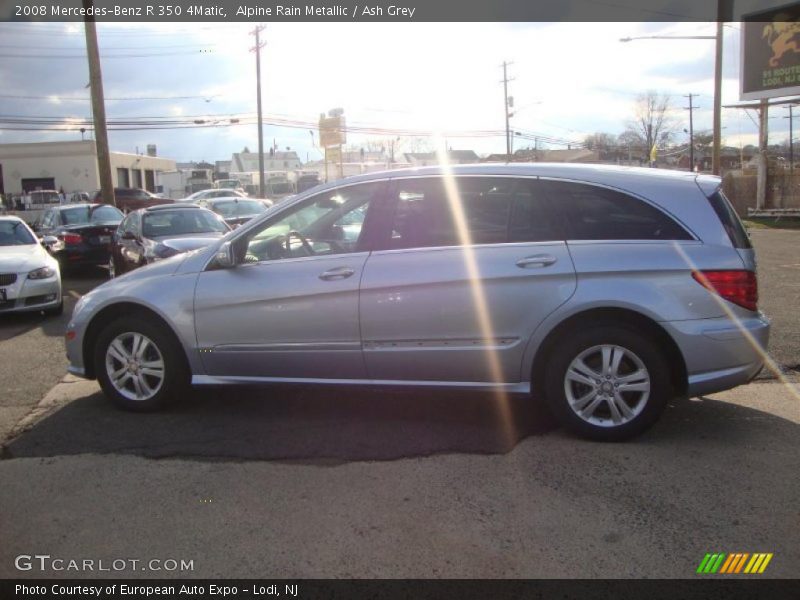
left=91, top=188, right=172, bottom=213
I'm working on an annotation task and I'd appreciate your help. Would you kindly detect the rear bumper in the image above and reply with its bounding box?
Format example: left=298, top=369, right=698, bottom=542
left=55, top=246, right=110, bottom=266
left=664, top=313, right=770, bottom=397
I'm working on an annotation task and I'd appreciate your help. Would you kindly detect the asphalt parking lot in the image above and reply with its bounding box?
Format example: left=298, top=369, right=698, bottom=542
left=0, top=229, right=798, bottom=579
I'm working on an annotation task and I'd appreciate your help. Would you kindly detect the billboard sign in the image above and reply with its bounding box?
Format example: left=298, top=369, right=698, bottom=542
left=319, top=116, right=346, bottom=148
left=741, top=2, right=800, bottom=100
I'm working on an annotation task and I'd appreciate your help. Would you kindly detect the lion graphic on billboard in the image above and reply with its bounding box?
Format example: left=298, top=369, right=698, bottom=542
left=762, top=18, right=800, bottom=67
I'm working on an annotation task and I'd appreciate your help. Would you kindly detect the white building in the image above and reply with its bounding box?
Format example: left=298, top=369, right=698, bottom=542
left=0, top=140, right=176, bottom=196
left=231, top=149, right=302, bottom=172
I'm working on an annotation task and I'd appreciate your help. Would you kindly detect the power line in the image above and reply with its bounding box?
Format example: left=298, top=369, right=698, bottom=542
left=0, top=50, right=218, bottom=59
left=0, top=24, right=235, bottom=36
left=0, top=43, right=223, bottom=50
left=0, top=94, right=222, bottom=102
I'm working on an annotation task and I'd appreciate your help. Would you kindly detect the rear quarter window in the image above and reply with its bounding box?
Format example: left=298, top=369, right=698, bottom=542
left=544, top=181, right=693, bottom=241
left=707, top=190, right=752, bottom=249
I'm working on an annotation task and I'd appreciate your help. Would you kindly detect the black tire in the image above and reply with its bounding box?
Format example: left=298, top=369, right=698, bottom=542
left=44, top=299, right=63, bottom=316
left=94, top=315, right=188, bottom=412
left=542, top=325, right=671, bottom=442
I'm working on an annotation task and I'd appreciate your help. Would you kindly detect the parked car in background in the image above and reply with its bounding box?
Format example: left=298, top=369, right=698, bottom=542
left=214, top=178, right=244, bottom=192
left=27, top=190, right=61, bottom=207
left=70, top=191, right=91, bottom=204
left=197, top=197, right=272, bottom=228
left=35, top=203, right=124, bottom=271
left=108, top=204, right=230, bottom=277
left=66, top=164, right=769, bottom=441
left=181, top=189, right=248, bottom=203
left=0, top=216, right=62, bottom=315
left=91, top=188, right=172, bottom=212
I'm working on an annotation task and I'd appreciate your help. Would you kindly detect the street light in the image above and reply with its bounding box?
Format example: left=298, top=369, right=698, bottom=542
left=620, top=30, right=723, bottom=175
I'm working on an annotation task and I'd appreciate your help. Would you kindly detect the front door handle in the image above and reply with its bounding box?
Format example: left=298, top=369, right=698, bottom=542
left=516, top=254, right=558, bottom=268
left=319, top=267, right=355, bottom=281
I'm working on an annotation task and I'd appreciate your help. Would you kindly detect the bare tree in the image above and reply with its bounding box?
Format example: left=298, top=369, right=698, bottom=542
left=627, top=92, right=675, bottom=154
left=583, top=132, right=618, bottom=152
left=397, top=136, right=433, bottom=154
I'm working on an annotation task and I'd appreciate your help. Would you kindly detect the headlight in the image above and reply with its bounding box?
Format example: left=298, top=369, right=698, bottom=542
left=28, top=266, right=56, bottom=280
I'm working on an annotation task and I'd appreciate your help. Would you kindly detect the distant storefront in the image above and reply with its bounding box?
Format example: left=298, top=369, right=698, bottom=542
left=0, top=140, right=176, bottom=196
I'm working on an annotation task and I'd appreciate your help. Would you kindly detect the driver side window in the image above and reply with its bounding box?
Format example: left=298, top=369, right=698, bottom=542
left=242, top=182, right=382, bottom=263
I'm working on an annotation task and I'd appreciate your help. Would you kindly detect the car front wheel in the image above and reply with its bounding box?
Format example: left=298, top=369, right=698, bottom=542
left=543, top=326, right=671, bottom=441
left=94, top=316, right=188, bottom=411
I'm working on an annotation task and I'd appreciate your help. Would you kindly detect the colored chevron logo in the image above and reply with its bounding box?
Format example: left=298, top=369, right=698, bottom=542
left=696, top=552, right=773, bottom=574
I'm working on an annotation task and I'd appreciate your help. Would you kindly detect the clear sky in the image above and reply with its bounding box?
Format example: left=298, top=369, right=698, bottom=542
left=0, top=20, right=788, bottom=163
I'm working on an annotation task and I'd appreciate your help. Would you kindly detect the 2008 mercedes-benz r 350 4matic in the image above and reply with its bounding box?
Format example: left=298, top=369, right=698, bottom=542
left=65, top=164, right=769, bottom=441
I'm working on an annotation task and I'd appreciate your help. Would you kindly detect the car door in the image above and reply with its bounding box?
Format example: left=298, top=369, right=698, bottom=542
left=359, top=176, right=577, bottom=384
left=193, top=181, right=387, bottom=380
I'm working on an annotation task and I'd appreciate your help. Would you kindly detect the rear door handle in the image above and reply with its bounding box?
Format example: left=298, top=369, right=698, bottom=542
left=319, top=267, right=355, bottom=281
left=516, top=254, right=557, bottom=268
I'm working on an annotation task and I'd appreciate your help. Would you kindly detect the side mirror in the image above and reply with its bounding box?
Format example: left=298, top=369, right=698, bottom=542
left=215, top=241, right=236, bottom=268
left=41, top=235, right=58, bottom=248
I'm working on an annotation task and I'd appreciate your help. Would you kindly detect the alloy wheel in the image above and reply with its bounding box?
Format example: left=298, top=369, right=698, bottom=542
left=105, top=332, right=165, bottom=401
left=563, top=344, right=650, bottom=428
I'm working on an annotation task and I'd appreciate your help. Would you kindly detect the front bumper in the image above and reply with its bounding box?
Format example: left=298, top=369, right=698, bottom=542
left=663, top=312, right=771, bottom=397
left=0, top=272, right=61, bottom=314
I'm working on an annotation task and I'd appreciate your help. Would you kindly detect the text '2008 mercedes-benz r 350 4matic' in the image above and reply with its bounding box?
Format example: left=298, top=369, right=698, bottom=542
left=65, top=164, right=769, bottom=441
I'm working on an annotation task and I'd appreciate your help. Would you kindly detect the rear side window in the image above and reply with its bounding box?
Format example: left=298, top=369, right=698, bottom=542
left=546, top=181, right=692, bottom=241
left=388, top=177, right=559, bottom=250
left=708, top=190, right=751, bottom=249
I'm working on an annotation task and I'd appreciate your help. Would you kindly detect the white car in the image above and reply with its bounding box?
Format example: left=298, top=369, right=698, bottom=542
left=0, top=216, right=62, bottom=315
left=179, top=189, right=248, bottom=203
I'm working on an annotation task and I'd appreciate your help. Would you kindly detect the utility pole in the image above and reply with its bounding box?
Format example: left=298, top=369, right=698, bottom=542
left=250, top=25, right=266, bottom=197
left=756, top=99, right=769, bottom=210
left=82, top=0, right=114, bottom=207
left=786, top=104, right=796, bottom=206
left=711, top=17, right=725, bottom=175
left=684, top=94, right=697, bottom=171
left=785, top=105, right=795, bottom=174
left=500, top=61, right=514, bottom=158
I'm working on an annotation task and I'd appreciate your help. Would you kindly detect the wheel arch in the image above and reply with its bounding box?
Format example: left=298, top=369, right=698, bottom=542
left=530, top=307, right=688, bottom=398
left=82, top=302, right=188, bottom=379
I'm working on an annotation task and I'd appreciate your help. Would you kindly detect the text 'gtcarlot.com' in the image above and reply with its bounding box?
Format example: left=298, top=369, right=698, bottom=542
left=14, top=554, right=194, bottom=572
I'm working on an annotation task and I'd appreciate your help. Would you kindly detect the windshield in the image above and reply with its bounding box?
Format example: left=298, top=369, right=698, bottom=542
left=142, top=209, right=229, bottom=238
left=0, top=221, right=36, bottom=246
left=61, top=205, right=124, bottom=225
left=211, top=200, right=267, bottom=218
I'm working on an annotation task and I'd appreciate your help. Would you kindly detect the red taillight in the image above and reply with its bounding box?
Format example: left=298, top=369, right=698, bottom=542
left=60, top=233, right=83, bottom=246
left=692, top=270, right=758, bottom=312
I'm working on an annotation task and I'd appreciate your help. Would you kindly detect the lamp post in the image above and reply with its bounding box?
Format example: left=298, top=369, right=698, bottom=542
left=620, top=30, right=723, bottom=175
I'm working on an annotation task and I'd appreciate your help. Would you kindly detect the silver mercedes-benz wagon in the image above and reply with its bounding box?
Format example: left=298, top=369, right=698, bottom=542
left=65, top=164, right=769, bottom=441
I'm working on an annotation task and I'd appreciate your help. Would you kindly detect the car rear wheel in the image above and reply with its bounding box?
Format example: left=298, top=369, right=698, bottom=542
left=542, top=326, right=671, bottom=441
left=94, top=316, right=188, bottom=411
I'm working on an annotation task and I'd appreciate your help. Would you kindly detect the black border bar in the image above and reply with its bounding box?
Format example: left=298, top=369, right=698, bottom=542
left=0, top=0, right=797, bottom=22
left=3, top=579, right=800, bottom=600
